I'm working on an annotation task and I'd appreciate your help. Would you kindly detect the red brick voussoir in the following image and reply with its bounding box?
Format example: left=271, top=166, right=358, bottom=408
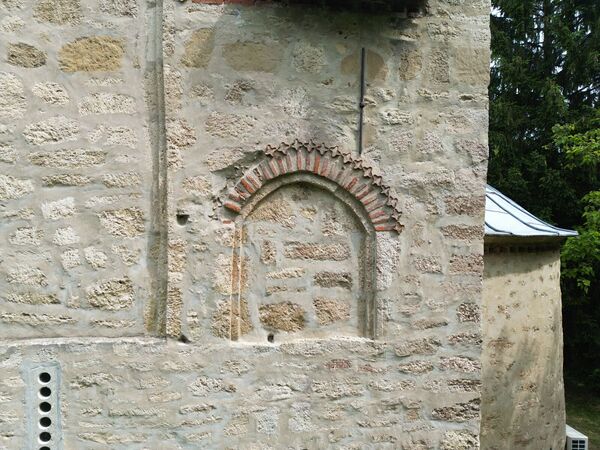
left=224, top=140, right=404, bottom=234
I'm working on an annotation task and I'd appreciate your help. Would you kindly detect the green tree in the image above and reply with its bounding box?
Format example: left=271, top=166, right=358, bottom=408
left=489, top=0, right=599, bottom=225
left=554, top=111, right=600, bottom=389
left=490, top=0, right=600, bottom=389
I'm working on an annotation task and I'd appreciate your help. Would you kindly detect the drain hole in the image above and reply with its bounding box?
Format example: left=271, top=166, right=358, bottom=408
left=39, top=417, right=51, bottom=428
left=38, top=373, right=51, bottom=383
left=39, top=387, right=51, bottom=398
left=39, top=431, right=51, bottom=442
left=176, top=213, right=189, bottom=226
left=40, top=447, right=50, bottom=450
left=267, top=333, right=274, bottom=343
left=39, top=402, right=51, bottom=413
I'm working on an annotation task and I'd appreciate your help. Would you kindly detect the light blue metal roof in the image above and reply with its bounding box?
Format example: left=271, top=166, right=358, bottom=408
left=485, top=185, right=578, bottom=238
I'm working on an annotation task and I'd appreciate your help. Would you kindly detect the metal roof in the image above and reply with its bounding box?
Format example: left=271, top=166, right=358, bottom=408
left=485, top=185, right=578, bottom=238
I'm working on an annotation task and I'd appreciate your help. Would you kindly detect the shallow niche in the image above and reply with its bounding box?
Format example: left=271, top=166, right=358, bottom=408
left=228, top=178, right=376, bottom=343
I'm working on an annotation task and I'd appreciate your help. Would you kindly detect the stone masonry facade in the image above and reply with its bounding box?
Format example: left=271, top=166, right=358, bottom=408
left=0, top=0, right=490, bottom=448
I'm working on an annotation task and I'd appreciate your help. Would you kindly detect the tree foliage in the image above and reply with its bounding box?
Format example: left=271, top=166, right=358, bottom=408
left=490, top=0, right=600, bottom=389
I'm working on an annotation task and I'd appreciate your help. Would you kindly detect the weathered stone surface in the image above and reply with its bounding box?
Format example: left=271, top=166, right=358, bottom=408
left=457, top=302, right=480, bottom=323
left=313, top=297, right=350, bottom=325
left=284, top=242, right=350, bottom=261
left=211, top=298, right=253, bottom=339
left=223, top=41, right=283, bottom=72
left=41, top=197, right=76, bottom=220
left=86, top=277, right=134, bottom=310
left=394, top=337, right=442, bottom=357
left=4, top=291, right=59, bottom=305
left=0, top=72, right=26, bottom=119
left=213, top=254, right=248, bottom=295
left=7, top=265, right=47, bottom=286
left=398, top=47, right=421, bottom=80
left=99, top=0, right=137, bottom=16
left=440, top=430, right=480, bottom=449
left=29, top=149, right=106, bottom=167
left=259, top=302, right=305, bottom=332
left=53, top=226, right=80, bottom=245
left=313, top=271, right=352, bottom=289
left=292, top=42, right=325, bottom=74
left=59, top=37, right=124, bottom=72
left=0, top=175, right=33, bottom=200
left=61, top=249, right=81, bottom=269
left=398, top=361, right=434, bottom=374
left=102, top=172, right=141, bottom=188
left=7, top=43, right=46, bottom=68
left=181, top=29, right=214, bottom=68
left=261, top=241, right=276, bottom=265
left=34, top=0, right=82, bottom=24
left=266, top=268, right=305, bottom=279
left=84, top=247, right=108, bottom=269
left=342, top=49, right=387, bottom=80
left=445, top=195, right=485, bottom=215
left=99, top=208, right=145, bottom=237
left=441, top=225, right=483, bottom=240
left=42, top=174, right=91, bottom=186
left=204, top=112, right=255, bottom=138
left=450, top=254, right=483, bottom=274
left=23, top=116, right=79, bottom=145
left=0, top=312, right=75, bottom=325
left=79, top=93, right=136, bottom=115
left=248, top=198, right=296, bottom=228
left=432, top=399, right=480, bottom=422
left=440, top=356, right=481, bottom=373
left=8, top=227, right=42, bottom=246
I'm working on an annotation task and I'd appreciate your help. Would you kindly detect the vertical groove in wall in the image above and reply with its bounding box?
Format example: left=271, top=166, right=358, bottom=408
left=144, top=0, right=168, bottom=336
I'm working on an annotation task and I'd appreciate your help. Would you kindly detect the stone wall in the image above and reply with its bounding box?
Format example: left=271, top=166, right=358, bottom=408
left=0, top=0, right=491, bottom=447
left=0, top=0, right=159, bottom=338
left=481, top=247, right=566, bottom=449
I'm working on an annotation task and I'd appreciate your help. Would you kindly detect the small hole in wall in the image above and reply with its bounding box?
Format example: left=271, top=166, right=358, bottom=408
left=39, top=447, right=50, bottom=450
left=39, top=431, right=51, bottom=442
left=39, top=402, right=51, bottom=413
left=39, top=417, right=51, bottom=428
left=39, top=387, right=51, bottom=398
left=176, top=213, right=189, bottom=226
left=267, top=333, right=275, bottom=343
left=38, top=373, right=51, bottom=383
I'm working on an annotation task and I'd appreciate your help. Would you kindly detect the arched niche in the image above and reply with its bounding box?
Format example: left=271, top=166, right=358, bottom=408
left=228, top=173, right=377, bottom=343
left=221, top=141, right=404, bottom=343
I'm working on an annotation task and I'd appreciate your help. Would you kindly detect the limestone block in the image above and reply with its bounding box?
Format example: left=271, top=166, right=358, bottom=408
left=86, top=277, right=134, bottom=310
left=59, top=37, right=124, bottom=72
left=29, top=149, right=106, bottom=167
left=0, top=72, right=26, bottom=120
left=34, top=0, right=82, bottom=24
left=23, top=116, right=79, bottom=145
left=259, top=302, right=305, bottom=332
left=79, top=93, right=136, bottom=115
left=222, top=41, right=283, bottom=72
left=41, top=197, right=76, bottom=220
left=313, top=297, right=350, bottom=325
left=99, top=207, right=145, bottom=237
left=0, top=175, right=34, bottom=200
left=181, top=29, right=215, bottom=68
left=283, top=242, right=350, bottom=261
left=7, top=43, right=46, bottom=68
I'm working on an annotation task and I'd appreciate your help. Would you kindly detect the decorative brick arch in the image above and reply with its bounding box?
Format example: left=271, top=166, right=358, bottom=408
left=224, top=140, right=404, bottom=233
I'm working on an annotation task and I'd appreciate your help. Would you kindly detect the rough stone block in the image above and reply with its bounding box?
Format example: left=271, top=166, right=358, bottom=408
left=259, top=301, right=305, bottom=332
left=59, top=36, right=124, bottom=72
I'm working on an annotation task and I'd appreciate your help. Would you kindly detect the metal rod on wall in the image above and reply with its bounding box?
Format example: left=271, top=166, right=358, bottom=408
left=358, top=47, right=366, bottom=155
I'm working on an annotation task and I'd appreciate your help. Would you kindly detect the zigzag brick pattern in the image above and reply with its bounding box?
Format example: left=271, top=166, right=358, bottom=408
left=224, top=140, right=404, bottom=233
